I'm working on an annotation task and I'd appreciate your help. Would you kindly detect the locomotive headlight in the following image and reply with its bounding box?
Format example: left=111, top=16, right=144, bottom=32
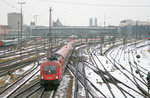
left=41, top=76, right=43, bottom=79
left=56, top=75, right=58, bottom=79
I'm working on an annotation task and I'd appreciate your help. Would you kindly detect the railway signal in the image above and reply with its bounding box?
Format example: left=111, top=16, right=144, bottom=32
left=136, top=54, right=140, bottom=58
left=106, top=60, right=108, bottom=64
left=147, top=72, right=150, bottom=90
left=135, top=69, right=140, bottom=74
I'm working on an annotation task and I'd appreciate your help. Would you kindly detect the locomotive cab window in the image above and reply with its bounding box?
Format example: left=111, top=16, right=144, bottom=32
left=43, top=65, right=56, bottom=74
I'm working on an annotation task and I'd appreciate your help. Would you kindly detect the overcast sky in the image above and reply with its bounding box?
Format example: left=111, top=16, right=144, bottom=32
left=0, top=0, right=150, bottom=26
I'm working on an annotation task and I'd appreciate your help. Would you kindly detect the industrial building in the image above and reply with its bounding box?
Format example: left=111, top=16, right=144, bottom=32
left=119, top=19, right=150, bottom=39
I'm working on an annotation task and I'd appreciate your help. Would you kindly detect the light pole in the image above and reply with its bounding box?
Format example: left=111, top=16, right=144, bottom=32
left=104, top=14, right=106, bottom=33
left=18, top=2, right=25, bottom=41
left=18, top=2, right=25, bottom=62
left=33, top=15, right=39, bottom=57
left=108, top=17, right=111, bottom=44
left=33, top=15, right=38, bottom=26
left=49, top=7, right=52, bottom=57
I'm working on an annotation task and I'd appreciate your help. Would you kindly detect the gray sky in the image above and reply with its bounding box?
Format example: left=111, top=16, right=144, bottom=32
left=0, top=0, right=150, bottom=26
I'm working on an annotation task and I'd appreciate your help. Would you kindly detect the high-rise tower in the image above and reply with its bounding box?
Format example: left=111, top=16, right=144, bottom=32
left=89, top=18, right=93, bottom=26
left=8, top=12, right=23, bottom=30
left=94, top=18, right=98, bottom=26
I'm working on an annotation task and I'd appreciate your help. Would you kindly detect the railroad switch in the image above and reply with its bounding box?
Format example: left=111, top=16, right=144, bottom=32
left=8, top=71, right=14, bottom=78
left=97, top=82, right=103, bottom=85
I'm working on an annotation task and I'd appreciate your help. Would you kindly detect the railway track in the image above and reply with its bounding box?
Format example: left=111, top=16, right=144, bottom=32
left=12, top=83, right=56, bottom=98
left=0, top=42, right=63, bottom=77
left=0, top=39, right=148, bottom=98
left=0, top=52, right=37, bottom=66
left=83, top=60, right=146, bottom=97
left=0, top=38, right=67, bottom=58
left=88, top=46, right=132, bottom=98
left=0, top=39, right=68, bottom=98
left=0, top=63, right=40, bottom=98
left=67, top=41, right=149, bottom=97
left=68, top=45, right=108, bottom=98
left=12, top=81, right=41, bottom=98
left=40, top=89, right=56, bottom=98
left=0, top=54, right=46, bottom=77
left=105, top=41, right=150, bottom=97
left=0, top=43, right=48, bottom=59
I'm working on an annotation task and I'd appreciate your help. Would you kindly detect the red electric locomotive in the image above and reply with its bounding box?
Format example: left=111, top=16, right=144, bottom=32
left=40, top=40, right=75, bottom=86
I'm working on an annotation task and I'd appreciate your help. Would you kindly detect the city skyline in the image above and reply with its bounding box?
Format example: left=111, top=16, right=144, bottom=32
left=0, top=0, right=150, bottom=26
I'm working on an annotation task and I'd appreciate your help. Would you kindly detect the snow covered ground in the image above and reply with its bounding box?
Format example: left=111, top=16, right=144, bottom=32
left=82, top=40, right=150, bottom=98
left=1, top=40, right=150, bottom=98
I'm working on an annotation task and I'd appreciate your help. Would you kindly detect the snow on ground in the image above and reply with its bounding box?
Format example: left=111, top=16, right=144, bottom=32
left=39, top=53, right=46, bottom=55
left=82, top=40, right=150, bottom=98
left=85, top=66, right=113, bottom=97
left=136, top=41, right=150, bottom=71
left=0, top=63, right=38, bottom=86
left=55, top=73, right=71, bottom=98
left=25, top=71, right=40, bottom=84
left=14, top=63, right=35, bottom=75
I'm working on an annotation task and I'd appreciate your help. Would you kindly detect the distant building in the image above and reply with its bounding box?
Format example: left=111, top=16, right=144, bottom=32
left=32, top=26, right=118, bottom=38
left=30, top=21, right=35, bottom=26
left=53, top=18, right=63, bottom=27
left=89, top=18, right=93, bottom=26
left=120, top=19, right=150, bottom=26
left=8, top=12, right=23, bottom=30
left=94, top=18, right=98, bottom=26
left=0, top=25, right=12, bottom=40
left=119, top=19, right=150, bottom=39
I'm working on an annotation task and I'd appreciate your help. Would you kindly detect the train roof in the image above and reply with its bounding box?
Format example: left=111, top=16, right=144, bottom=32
left=2, top=39, right=18, bottom=42
left=47, top=54, right=62, bottom=61
left=56, top=40, right=74, bottom=57
left=46, top=40, right=74, bottom=61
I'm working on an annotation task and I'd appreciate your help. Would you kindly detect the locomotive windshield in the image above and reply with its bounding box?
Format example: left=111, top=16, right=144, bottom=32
left=43, top=65, right=56, bottom=74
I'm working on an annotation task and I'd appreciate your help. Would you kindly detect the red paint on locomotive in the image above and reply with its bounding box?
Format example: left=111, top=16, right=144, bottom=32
left=40, top=40, right=75, bottom=86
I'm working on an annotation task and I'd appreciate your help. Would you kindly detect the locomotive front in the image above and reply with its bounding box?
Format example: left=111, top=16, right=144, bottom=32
left=40, top=40, right=74, bottom=87
left=40, top=54, right=64, bottom=86
left=40, top=62, right=61, bottom=86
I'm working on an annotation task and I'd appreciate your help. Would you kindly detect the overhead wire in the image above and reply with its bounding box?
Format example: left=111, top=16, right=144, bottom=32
left=1, top=0, right=19, bottom=10
left=0, top=0, right=49, bottom=25
left=52, top=0, right=150, bottom=7
left=1, top=0, right=150, bottom=26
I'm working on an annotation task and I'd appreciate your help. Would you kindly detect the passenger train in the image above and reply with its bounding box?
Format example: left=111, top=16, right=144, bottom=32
left=40, top=39, right=77, bottom=86
left=40, top=38, right=100, bottom=87
left=0, top=40, right=18, bottom=47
